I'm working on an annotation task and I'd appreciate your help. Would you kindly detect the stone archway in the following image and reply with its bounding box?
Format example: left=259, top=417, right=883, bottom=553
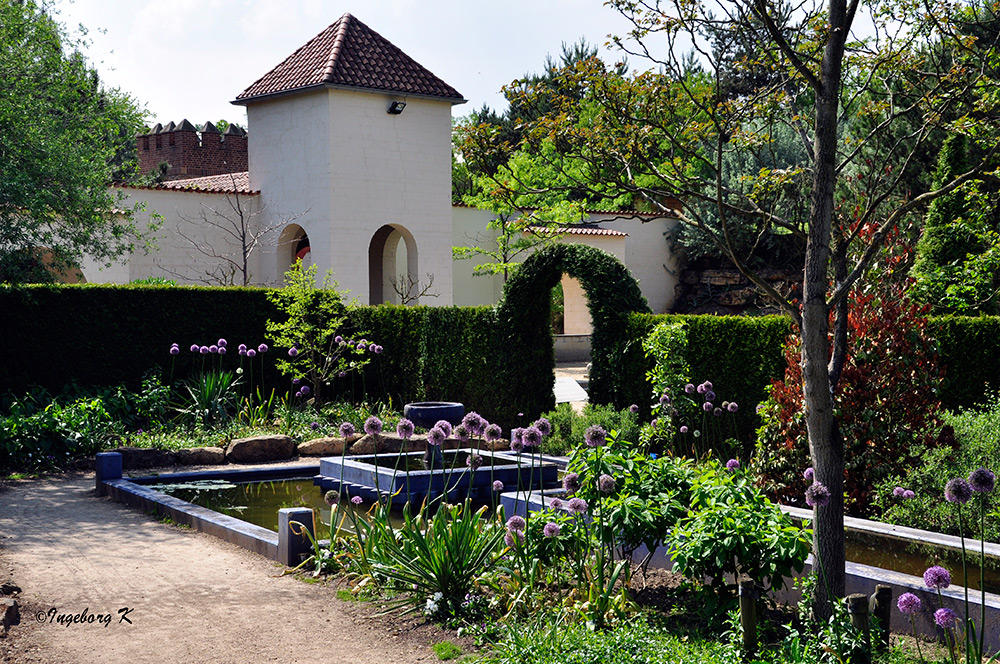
left=368, top=224, right=417, bottom=305
left=491, top=243, right=650, bottom=425
left=277, top=224, right=310, bottom=276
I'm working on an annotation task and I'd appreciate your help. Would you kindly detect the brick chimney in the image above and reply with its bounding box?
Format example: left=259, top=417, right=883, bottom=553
left=137, top=119, right=248, bottom=181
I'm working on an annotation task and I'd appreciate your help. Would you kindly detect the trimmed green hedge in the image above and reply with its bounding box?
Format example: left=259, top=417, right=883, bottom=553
left=928, top=315, right=1000, bottom=409
left=0, top=285, right=497, bottom=415
left=603, top=313, right=792, bottom=445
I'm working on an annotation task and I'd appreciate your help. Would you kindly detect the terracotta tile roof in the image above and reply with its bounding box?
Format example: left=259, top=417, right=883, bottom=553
left=118, top=172, right=258, bottom=195
left=234, top=13, right=464, bottom=104
left=527, top=225, right=629, bottom=237
left=451, top=202, right=673, bottom=218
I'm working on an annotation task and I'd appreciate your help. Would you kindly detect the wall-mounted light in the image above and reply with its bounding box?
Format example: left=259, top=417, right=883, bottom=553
left=387, top=100, right=407, bottom=115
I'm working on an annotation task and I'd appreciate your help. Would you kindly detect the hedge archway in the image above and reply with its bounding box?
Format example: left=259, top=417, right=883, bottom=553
left=491, top=243, right=650, bottom=427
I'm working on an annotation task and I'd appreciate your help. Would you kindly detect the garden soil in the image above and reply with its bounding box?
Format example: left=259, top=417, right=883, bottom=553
left=0, top=470, right=477, bottom=664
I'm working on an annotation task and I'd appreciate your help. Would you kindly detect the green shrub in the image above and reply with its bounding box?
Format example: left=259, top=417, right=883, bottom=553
left=1, top=391, right=116, bottom=471
left=929, top=315, right=1000, bottom=410
left=539, top=403, right=641, bottom=455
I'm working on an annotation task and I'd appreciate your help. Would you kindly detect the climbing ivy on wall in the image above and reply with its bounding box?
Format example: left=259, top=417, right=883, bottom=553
left=491, top=243, right=650, bottom=427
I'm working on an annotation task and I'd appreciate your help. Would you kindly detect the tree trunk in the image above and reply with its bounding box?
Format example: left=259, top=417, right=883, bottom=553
left=802, top=0, right=850, bottom=618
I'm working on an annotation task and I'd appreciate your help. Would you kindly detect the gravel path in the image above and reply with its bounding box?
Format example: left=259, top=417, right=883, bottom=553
left=0, top=473, right=463, bottom=664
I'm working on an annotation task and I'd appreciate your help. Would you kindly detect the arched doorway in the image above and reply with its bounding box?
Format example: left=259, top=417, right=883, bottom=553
left=368, top=224, right=417, bottom=305
left=277, top=224, right=311, bottom=276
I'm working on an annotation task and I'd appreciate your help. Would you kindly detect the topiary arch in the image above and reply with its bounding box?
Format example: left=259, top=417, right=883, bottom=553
left=490, top=243, right=650, bottom=427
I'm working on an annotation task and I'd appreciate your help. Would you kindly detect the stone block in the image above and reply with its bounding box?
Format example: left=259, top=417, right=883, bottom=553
left=225, top=435, right=295, bottom=463
left=297, top=437, right=346, bottom=456
left=113, top=447, right=177, bottom=470
left=174, top=447, right=226, bottom=465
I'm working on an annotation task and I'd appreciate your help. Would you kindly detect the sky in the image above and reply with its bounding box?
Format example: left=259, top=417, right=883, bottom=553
left=53, top=0, right=645, bottom=128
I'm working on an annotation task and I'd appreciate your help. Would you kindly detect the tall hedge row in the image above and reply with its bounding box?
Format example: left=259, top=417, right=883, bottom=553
left=604, top=313, right=792, bottom=443
left=0, top=285, right=497, bottom=414
left=928, top=315, right=1000, bottom=409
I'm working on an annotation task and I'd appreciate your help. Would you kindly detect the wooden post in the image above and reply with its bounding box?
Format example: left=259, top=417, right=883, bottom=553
left=738, top=579, right=757, bottom=656
left=847, top=592, right=871, bottom=664
left=870, top=585, right=892, bottom=652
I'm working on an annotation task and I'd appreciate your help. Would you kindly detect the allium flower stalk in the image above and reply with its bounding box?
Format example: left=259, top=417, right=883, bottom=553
left=945, top=477, right=972, bottom=504
left=364, top=416, right=382, bottom=436
left=805, top=481, right=831, bottom=508
left=396, top=418, right=414, bottom=440
left=562, top=472, right=581, bottom=494
left=584, top=424, right=606, bottom=448
left=427, top=427, right=446, bottom=447
left=968, top=467, right=996, bottom=493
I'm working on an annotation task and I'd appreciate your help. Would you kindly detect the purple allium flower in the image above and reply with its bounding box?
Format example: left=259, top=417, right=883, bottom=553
left=238, top=343, right=247, bottom=352
left=434, top=420, right=453, bottom=437
left=504, top=531, right=521, bottom=547
left=208, top=344, right=218, bottom=353
left=356, top=342, right=366, bottom=351
left=631, top=403, right=641, bottom=413
left=727, top=402, right=738, bottom=413
left=463, top=412, right=487, bottom=436
left=339, top=422, right=356, bottom=439
left=726, top=458, right=740, bottom=471
left=697, top=384, right=707, bottom=394
left=218, top=347, right=227, bottom=355
left=924, top=565, right=951, bottom=589
left=257, top=343, right=268, bottom=353
left=549, top=498, right=564, bottom=510
left=510, top=438, right=524, bottom=453
left=396, top=418, right=414, bottom=440
left=522, top=426, right=542, bottom=448
left=506, top=515, right=526, bottom=532
left=680, top=425, right=689, bottom=434
left=903, top=489, right=915, bottom=499
left=534, top=417, right=552, bottom=437
left=466, top=454, right=483, bottom=470
left=247, top=349, right=256, bottom=358
left=369, top=343, right=377, bottom=352
left=969, top=467, right=996, bottom=493
left=299, top=385, right=310, bottom=396
left=492, top=480, right=504, bottom=492
left=310, top=421, right=320, bottom=430
left=934, top=607, right=959, bottom=629
left=650, top=419, right=659, bottom=428
left=805, top=481, right=831, bottom=508
left=702, top=402, right=713, bottom=412
left=713, top=407, right=723, bottom=417
left=217, top=338, right=227, bottom=347
left=703, top=381, right=713, bottom=390
left=427, top=427, right=446, bottom=447
left=510, top=427, right=523, bottom=445
left=543, top=522, right=561, bottom=538
left=893, top=486, right=905, bottom=497
left=945, top=477, right=972, bottom=504
left=200, top=345, right=210, bottom=354
left=563, top=472, right=581, bottom=494
left=324, top=490, right=339, bottom=506
left=897, top=593, right=922, bottom=616
left=804, top=467, right=815, bottom=481
left=705, top=390, right=716, bottom=402
left=374, top=345, right=383, bottom=354
left=364, top=416, right=382, bottom=436
left=685, top=383, right=695, bottom=394
left=190, top=344, right=200, bottom=353
left=169, top=345, right=180, bottom=355
left=567, top=497, right=588, bottom=514
left=659, top=394, right=670, bottom=406
left=338, top=371, right=346, bottom=378
left=484, top=423, right=502, bottom=443
left=584, top=424, right=607, bottom=448
left=335, top=336, right=343, bottom=344
left=288, top=347, right=298, bottom=357
left=239, top=348, right=247, bottom=356
left=295, top=390, right=302, bottom=398
left=598, top=473, right=616, bottom=493
left=293, top=378, right=300, bottom=385
left=351, top=495, right=364, bottom=506
left=454, top=424, right=471, bottom=443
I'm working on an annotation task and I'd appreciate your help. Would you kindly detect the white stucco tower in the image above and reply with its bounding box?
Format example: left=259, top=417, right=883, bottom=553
left=233, top=13, right=465, bottom=304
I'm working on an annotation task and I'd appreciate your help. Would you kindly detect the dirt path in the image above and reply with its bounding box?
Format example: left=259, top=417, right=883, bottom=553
left=0, top=473, right=469, bottom=664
